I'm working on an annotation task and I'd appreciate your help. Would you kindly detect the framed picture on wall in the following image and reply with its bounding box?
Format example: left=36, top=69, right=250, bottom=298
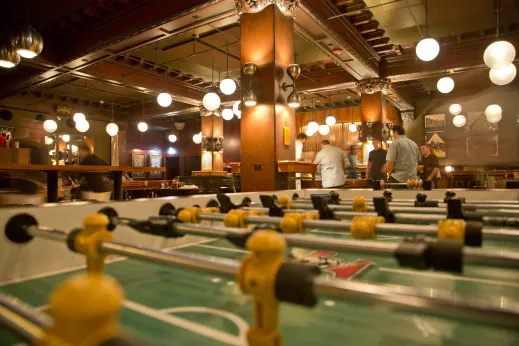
left=467, top=112, right=498, bottom=134
left=149, top=154, right=163, bottom=179
left=131, top=152, right=146, bottom=179
left=425, top=131, right=447, bottom=158
left=425, top=114, right=446, bottom=129
left=466, top=135, right=498, bottom=157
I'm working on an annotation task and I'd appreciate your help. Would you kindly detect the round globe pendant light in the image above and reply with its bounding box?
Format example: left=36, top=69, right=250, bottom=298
left=233, top=101, right=241, bottom=118
left=325, top=115, right=336, bottom=126
left=11, top=26, right=44, bottom=59
left=308, top=121, right=319, bottom=133
left=416, top=38, right=440, bottom=62
left=106, top=123, right=119, bottom=136
left=43, top=120, right=57, bottom=133
left=305, top=128, right=315, bottom=137
left=318, top=124, right=330, bottom=136
left=348, top=123, right=358, bottom=133
left=44, top=136, right=54, bottom=145
left=485, top=104, right=503, bottom=123
left=73, top=113, right=85, bottom=123
left=203, top=92, right=221, bottom=111
left=193, top=132, right=202, bottom=144
left=61, top=134, right=70, bottom=143
left=452, top=115, right=466, bottom=127
left=489, top=63, right=517, bottom=85
left=157, top=92, right=172, bottom=107
left=222, top=108, right=234, bottom=120
left=76, top=120, right=89, bottom=133
left=168, top=134, right=177, bottom=143
left=449, top=104, right=462, bottom=115
left=220, top=77, right=236, bottom=95
left=415, top=0, right=439, bottom=62
left=437, top=77, right=454, bottom=93
left=0, top=43, right=21, bottom=68
left=137, top=122, right=148, bottom=132
left=484, top=41, right=516, bottom=69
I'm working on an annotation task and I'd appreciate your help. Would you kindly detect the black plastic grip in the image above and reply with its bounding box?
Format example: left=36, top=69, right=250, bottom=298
left=5, top=214, right=37, bottom=244
left=428, top=239, right=463, bottom=273
left=275, top=262, right=320, bottom=307
left=395, top=238, right=430, bottom=270
left=464, top=221, right=483, bottom=247
left=66, top=228, right=82, bottom=252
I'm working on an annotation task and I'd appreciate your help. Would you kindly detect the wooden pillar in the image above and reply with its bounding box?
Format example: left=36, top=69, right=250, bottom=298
left=360, top=92, right=387, bottom=140
left=240, top=4, right=296, bottom=192
left=201, top=115, right=224, bottom=171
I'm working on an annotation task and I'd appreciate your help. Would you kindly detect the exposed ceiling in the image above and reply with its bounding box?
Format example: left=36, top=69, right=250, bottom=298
left=0, top=0, right=518, bottom=125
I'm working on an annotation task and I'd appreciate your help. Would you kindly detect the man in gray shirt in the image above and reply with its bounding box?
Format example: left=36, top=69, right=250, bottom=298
left=314, top=140, right=350, bottom=189
left=385, top=125, right=420, bottom=189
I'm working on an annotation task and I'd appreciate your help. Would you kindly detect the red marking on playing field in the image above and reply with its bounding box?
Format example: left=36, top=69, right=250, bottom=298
left=329, top=260, right=369, bottom=279
left=311, top=250, right=337, bottom=257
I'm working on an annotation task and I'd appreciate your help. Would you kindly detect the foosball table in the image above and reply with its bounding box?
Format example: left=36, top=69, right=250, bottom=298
left=1, top=188, right=519, bottom=345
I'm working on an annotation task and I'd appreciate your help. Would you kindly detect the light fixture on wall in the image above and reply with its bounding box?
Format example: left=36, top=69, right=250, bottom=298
left=203, top=57, right=221, bottom=111
left=485, top=104, right=503, bottom=123
left=415, top=0, right=439, bottom=62
left=220, top=41, right=236, bottom=95
left=243, top=62, right=258, bottom=107
left=43, top=119, right=57, bottom=133
left=452, top=114, right=466, bottom=127
left=437, top=76, right=454, bottom=93
left=366, top=121, right=374, bottom=144
left=0, top=42, right=21, bottom=68
left=106, top=103, right=119, bottom=136
left=282, top=64, right=301, bottom=108
left=348, top=123, right=357, bottom=133
left=449, top=104, right=462, bottom=115
left=61, top=134, right=70, bottom=143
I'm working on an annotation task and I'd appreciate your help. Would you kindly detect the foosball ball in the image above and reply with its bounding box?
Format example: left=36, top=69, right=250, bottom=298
left=1, top=188, right=519, bottom=345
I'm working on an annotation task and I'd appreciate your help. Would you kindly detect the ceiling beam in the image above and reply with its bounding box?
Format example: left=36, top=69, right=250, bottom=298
left=299, top=0, right=379, bottom=78
left=0, top=0, right=237, bottom=100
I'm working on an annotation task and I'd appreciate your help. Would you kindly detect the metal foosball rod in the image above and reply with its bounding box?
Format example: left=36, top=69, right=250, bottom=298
left=0, top=295, right=46, bottom=343
left=5, top=213, right=519, bottom=330
left=197, top=211, right=519, bottom=244
left=249, top=196, right=519, bottom=228
left=100, top=207, right=519, bottom=271
left=292, top=191, right=519, bottom=206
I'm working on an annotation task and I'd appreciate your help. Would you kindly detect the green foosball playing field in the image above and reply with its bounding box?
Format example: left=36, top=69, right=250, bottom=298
left=2, top=221, right=519, bottom=346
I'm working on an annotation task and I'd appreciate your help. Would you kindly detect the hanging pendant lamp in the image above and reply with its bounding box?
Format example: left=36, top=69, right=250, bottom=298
left=0, top=42, right=21, bottom=68
left=415, top=0, right=440, bottom=62
left=220, top=41, right=236, bottom=95
left=106, top=103, right=119, bottom=136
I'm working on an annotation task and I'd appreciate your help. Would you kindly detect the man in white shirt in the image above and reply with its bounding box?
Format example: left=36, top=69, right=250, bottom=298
left=314, top=140, right=350, bottom=189
left=295, top=133, right=307, bottom=189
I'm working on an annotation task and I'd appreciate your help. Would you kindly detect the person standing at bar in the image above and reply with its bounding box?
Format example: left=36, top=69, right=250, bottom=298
left=385, top=125, right=420, bottom=189
left=295, top=133, right=307, bottom=189
left=367, top=139, right=387, bottom=183
left=418, top=143, right=439, bottom=188
left=78, top=144, right=112, bottom=201
left=314, top=140, right=350, bottom=189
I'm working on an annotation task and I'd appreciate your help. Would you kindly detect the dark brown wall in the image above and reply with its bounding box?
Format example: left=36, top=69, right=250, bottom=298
left=406, top=89, right=519, bottom=167
left=223, top=117, right=241, bottom=164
